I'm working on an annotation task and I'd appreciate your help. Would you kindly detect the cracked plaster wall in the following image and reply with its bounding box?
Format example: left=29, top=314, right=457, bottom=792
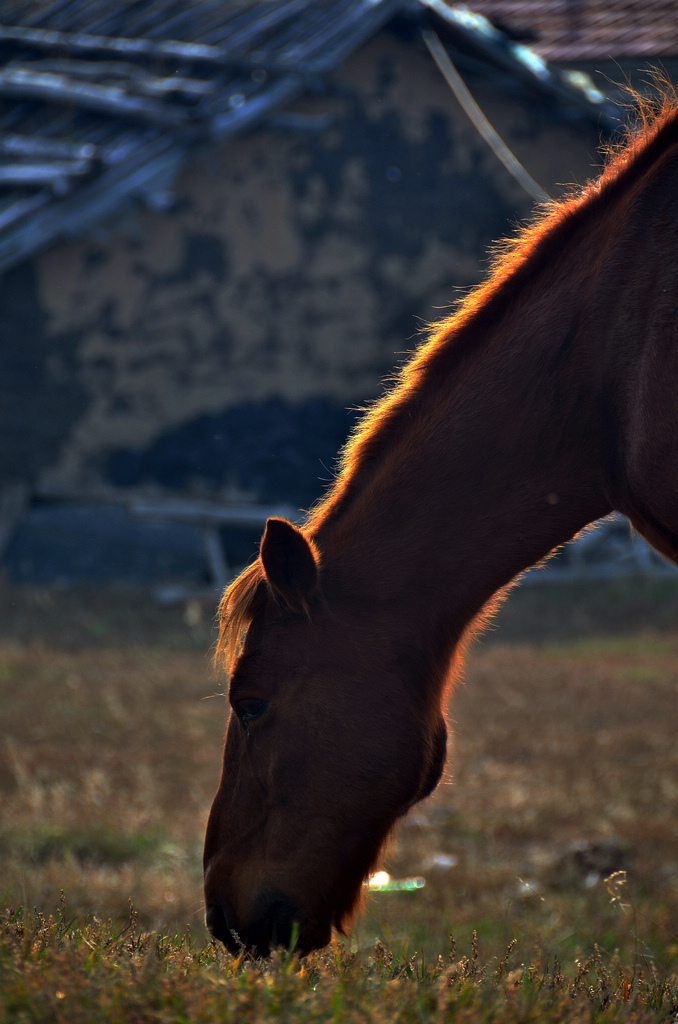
left=6, top=28, right=600, bottom=498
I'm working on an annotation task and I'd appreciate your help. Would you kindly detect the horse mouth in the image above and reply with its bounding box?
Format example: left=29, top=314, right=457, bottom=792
left=205, top=894, right=331, bottom=958
left=205, top=903, right=242, bottom=954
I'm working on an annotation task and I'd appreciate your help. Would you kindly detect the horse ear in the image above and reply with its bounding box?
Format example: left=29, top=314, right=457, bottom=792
left=260, top=517, right=319, bottom=611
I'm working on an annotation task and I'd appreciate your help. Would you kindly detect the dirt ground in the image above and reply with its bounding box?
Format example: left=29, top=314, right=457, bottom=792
left=1, top=576, right=678, bottom=968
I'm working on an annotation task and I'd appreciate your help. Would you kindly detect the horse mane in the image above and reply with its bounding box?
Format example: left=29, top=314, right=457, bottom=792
left=306, top=84, right=678, bottom=532
left=216, top=84, right=678, bottom=674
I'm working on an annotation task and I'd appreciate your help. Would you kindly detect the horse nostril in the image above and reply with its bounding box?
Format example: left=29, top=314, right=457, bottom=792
left=206, top=894, right=303, bottom=958
left=205, top=903, right=238, bottom=949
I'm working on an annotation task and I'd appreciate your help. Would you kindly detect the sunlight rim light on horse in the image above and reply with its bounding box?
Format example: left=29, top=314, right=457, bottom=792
left=204, top=85, right=678, bottom=958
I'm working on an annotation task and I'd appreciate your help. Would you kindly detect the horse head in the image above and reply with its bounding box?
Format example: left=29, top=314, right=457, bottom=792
left=203, top=516, right=447, bottom=956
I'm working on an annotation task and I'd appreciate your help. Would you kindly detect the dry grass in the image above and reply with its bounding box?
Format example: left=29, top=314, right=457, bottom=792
left=1, top=578, right=678, bottom=1018
left=361, top=634, right=678, bottom=968
left=1, top=638, right=221, bottom=933
left=3, top=902, right=678, bottom=1023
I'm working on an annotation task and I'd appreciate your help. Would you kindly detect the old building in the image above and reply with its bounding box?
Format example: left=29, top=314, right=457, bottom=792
left=0, top=0, right=672, bottom=586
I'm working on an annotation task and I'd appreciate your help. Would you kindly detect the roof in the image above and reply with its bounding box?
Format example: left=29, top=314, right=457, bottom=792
left=0, top=0, right=411, bottom=272
left=0, top=0, right=627, bottom=273
left=465, top=0, right=678, bottom=62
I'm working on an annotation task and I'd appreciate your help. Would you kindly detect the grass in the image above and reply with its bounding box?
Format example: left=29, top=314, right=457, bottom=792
left=3, top=902, right=678, bottom=1023
left=2, top=577, right=678, bottom=1019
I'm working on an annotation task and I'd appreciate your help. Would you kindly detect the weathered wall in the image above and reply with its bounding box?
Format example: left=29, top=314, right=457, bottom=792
left=3, top=26, right=603, bottom=506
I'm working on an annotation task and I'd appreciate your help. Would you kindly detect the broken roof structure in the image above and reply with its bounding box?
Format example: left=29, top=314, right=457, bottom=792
left=467, top=0, right=678, bottom=62
left=0, top=0, right=629, bottom=275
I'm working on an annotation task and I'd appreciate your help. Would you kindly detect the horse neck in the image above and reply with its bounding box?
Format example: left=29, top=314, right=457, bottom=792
left=311, top=155, right=678, bottom=661
left=314, top=318, right=613, bottom=653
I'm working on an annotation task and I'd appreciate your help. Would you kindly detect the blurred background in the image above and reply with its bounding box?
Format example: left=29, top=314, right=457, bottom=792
left=0, top=0, right=676, bottom=592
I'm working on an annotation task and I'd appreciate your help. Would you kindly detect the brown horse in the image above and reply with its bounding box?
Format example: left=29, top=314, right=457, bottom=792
left=204, top=93, right=678, bottom=957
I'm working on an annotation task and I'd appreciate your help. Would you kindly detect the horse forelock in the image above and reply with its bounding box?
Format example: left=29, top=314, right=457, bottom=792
left=215, top=560, right=267, bottom=677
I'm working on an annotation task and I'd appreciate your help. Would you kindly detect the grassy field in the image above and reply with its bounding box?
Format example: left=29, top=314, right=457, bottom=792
left=2, top=577, right=678, bottom=1020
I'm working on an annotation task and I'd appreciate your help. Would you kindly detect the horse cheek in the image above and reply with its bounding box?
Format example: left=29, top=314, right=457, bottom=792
left=417, top=716, right=448, bottom=801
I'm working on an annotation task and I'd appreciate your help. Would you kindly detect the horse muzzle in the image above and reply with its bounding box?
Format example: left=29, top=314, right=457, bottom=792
left=205, top=892, right=330, bottom=958
left=205, top=902, right=241, bottom=953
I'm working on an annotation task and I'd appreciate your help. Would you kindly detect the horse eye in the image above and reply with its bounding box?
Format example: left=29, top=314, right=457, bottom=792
left=234, top=698, right=269, bottom=724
